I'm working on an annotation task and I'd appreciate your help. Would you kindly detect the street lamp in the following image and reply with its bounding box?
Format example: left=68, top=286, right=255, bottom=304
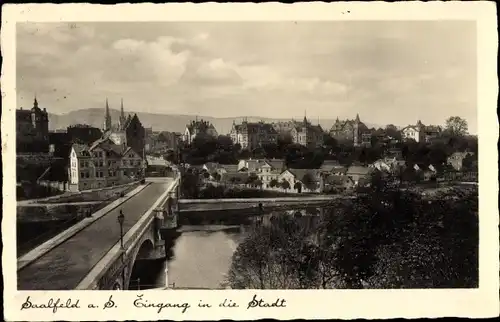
left=118, top=210, right=125, bottom=249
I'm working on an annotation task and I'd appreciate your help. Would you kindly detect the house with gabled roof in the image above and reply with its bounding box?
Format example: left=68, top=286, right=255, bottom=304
left=319, top=160, right=347, bottom=175
left=184, top=119, right=218, bottom=145
left=447, top=151, right=475, bottom=171
left=68, top=137, right=145, bottom=191
left=401, top=120, right=442, bottom=143
left=346, top=165, right=374, bottom=185
left=323, top=175, right=355, bottom=193
left=278, top=168, right=322, bottom=193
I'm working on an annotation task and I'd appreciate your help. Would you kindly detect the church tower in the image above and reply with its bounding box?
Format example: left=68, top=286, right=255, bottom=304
left=103, top=98, right=112, bottom=131
left=119, top=98, right=127, bottom=130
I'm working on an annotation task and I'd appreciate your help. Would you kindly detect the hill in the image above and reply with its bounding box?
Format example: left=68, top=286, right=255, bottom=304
left=48, top=108, right=386, bottom=134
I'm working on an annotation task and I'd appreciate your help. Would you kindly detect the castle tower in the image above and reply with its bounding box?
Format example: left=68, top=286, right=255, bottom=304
left=353, top=114, right=361, bottom=146
left=30, top=95, right=50, bottom=151
left=103, top=98, right=112, bottom=131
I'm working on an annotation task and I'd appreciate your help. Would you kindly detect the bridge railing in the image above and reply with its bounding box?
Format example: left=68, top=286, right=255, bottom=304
left=77, top=175, right=180, bottom=290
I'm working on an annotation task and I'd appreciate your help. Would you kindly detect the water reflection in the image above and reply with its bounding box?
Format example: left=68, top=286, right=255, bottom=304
left=163, top=207, right=331, bottom=289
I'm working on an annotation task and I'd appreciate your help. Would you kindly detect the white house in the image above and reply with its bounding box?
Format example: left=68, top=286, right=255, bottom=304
left=68, top=138, right=145, bottom=191
left=402, top=120, right=441, bottom=143
left=257, top=161, right=282, bottom=189
left=278, top=169, right=322, bottom=193
left=184, top=119, right=218, bottom=144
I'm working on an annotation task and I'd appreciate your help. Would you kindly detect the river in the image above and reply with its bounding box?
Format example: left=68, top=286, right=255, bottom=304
left=134, top=207, right=327, bottom=290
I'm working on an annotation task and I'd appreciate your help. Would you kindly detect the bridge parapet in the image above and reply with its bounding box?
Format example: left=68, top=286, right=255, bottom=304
left=77, top=176, right=180, bottom=290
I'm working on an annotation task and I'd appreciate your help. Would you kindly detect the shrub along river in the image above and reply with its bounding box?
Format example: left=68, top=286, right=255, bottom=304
left=130, top=207, right=328, bottom=290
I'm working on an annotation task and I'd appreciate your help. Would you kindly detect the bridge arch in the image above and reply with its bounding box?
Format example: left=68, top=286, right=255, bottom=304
left=127, top=238, right=163, bottom=290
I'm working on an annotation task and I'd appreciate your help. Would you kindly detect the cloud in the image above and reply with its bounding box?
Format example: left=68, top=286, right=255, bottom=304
left=16, top=21, right=477, bottom=133
left=111, top=37, right=191, bottom=86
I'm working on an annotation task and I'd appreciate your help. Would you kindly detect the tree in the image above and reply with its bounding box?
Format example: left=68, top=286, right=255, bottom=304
left=277, top=133, right=293, bottom=151
left=301, top=173, right=317, bottom=191
left=261, top=143, right=281, bottom=159
left=180, top=171, right=201, bottom=198
left=227, top=185, right=478, bottom=289
left=293, top=181, right=302, bottom=193
left=216, top=135, right=234, bottom=151
left=445, top=116, right=468, bottom=137
left=239, top=148, right=251, bottom=159
left=462, top=153, right=478, bottom=171
left=269, top=179, right=279, bottom=188
left=385, top=124, right=402, bottom=141
left=280, top=179, right=291, bottom=191
left=227, top=216, right=320, bottom=289
left=254, top=179, right=263, bottom=190
left=246, top=173, right=259, bottom=184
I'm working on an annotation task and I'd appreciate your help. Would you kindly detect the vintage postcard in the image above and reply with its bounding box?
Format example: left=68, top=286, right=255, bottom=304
left=2, top=2, right=499, bottom=321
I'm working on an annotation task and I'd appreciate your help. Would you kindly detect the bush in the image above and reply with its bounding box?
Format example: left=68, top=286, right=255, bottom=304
left=227, top=186, right=478, bottom=289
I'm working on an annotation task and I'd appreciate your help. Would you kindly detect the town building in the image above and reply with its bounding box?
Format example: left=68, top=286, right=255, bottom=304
left=323, top=175, right=355, bottom=193
left=272, top=120, right=298, bottom=133
left=329, top=114, right=370, bottom=146
left=236, top=158, right=285, bottom=189
left=68, top=137, right=145, bottom=191
left=346, top=165, right=374, bottom=186
left=289, top=116, right=324, bottom=148
left=401, top=120, right=442, bottom=143
left=447, top=151, right=476, bottom=171
left=16, top=97, right=50, bottom=153
left=318, top=160, right=347, bottom=175
left=278, top=168, right=322, bottom=193
left=184, top=119, right=218, bottom=145
left=370, top=157, right=406, bottom=174
left=48, top=124, right=103, bottom=162
left=271, top=116, right=324, bottom=148
left=237, top=158, right=285, bottom=173
left=145, top=131, right=180, bottom=154
left=229, top=119, right=278, bottom=150
left=67, top=124, right=103, bottom=145
left=102, top=98, right=146, bottom=157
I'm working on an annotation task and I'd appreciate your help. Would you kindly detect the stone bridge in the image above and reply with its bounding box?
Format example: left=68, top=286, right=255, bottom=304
left=17, top=176, right=181, bottom=291
left=17, top=173, right=352, bottom=290
left=77, top=177, right=181, bottom=290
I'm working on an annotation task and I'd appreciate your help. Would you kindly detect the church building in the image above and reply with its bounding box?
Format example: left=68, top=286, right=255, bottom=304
left=102, top=98, right=146, bottom=158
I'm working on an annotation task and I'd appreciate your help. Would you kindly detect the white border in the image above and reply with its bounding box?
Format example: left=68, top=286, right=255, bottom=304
left=2, top=2, right=498, bottom=321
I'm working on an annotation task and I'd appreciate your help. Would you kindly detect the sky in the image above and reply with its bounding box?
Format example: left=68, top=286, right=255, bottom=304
left=17, top=21, right=477, bottom=132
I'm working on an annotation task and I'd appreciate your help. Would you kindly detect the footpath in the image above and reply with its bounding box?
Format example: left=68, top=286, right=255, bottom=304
left=17, top=183, right=150, bottom=270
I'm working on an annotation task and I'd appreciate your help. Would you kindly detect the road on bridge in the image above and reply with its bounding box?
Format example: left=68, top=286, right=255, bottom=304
left=17, top=179, right=173, bottom=290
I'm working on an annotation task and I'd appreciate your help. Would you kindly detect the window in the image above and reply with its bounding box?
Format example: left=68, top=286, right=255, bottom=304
left=80, top=172, right=84, bottom=178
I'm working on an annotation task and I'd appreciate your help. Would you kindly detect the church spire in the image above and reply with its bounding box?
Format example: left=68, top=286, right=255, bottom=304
left=104, top=98, right=112, bottom=131
left=33, top=94, right=38, bottom=108
left=119, top=98, right=126, bottom=130
left=355, top=113, right=360, bottom=123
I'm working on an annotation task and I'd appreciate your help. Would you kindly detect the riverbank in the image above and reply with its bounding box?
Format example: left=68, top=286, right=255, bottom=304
left=179, top=195, right=353, bottom=214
